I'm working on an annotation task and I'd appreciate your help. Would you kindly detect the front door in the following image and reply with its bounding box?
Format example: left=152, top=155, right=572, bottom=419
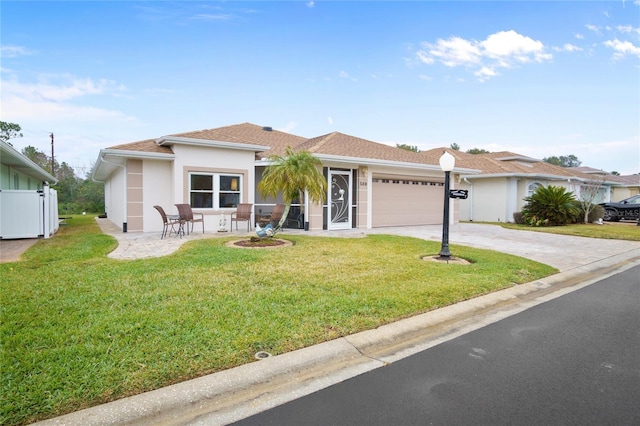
left=329, top=170, right=351, bottom=230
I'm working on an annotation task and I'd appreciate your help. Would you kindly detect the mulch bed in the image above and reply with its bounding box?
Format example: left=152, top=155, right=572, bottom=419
left=226, top=239, right=292, bottom=249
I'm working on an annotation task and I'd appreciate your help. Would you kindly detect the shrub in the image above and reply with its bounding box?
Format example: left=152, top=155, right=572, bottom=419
left=513, top=211, right=525, bottom=224
left=522, top=185, right=580, bottom=226
left=579, top=203, right=604, bottom=223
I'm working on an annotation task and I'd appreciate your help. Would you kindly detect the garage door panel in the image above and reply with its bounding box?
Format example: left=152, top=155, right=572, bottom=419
left=372, top=179, right=444, bottom=227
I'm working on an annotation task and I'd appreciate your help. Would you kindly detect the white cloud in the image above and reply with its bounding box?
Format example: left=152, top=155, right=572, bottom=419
left=424, top=36, right=481, bottom=67
left=604, top=39, right=640, bottom=59
left=190, top=13, right=234, bottom=21
left=327, top=116, right=334, bottom=125
left=585, top=24, right=601, bottom=33
left=553, top=43, right=583, bottom=52
left=306, top=1, right=315, bottom=8
left=338, top=70, right=357, bottom=82
left=416, top=30, right=551, bottom=81
left=474, top=66, right=499, bottom=82
left=481, top=30, right=549, bottom=62
left=0, top=45, right=33, bottom=58
left=1, top=73, right=133, bottom=122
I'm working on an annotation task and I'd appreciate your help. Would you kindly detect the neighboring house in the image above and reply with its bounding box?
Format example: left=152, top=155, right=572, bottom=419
left=419, top=149, right=621, bottom=223
left=570, top=166, right=640, bottom=202
left=609, top=174, right=640, bottom=201
left=0, top=140, right=59, bottom=239
left=92, top=123, right=476, bottom=233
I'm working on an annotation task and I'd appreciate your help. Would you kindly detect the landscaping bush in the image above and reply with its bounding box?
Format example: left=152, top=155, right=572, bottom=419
left=580, top=203, right=604, bottom=223
left=521, top=185, right=580, bottom=226
left=513, top=211, right=525, bottom=224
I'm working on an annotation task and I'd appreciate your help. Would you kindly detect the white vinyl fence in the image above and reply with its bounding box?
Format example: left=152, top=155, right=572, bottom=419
left=0, top=185, right=59, bottom=239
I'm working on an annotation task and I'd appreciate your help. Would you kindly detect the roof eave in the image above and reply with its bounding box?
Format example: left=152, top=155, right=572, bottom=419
left=92, top=148, right=175, bottom=181
left=257, top=153, right=480, bottom=174
left=156, top=136, right=270, bottom=152
left=0, top=140, right=58, bottom=184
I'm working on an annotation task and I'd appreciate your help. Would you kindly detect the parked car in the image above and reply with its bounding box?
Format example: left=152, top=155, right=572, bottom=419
left=599, top=195, right=640, bottom=222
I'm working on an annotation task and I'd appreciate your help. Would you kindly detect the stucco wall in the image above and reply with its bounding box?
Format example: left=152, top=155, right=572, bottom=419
left=172, top=144, right=255, bottom=232
left=467, top=178, right=509, bottom=222
left=142, top=160, right=174, bottom=232
left=104, top=166, right=125, bottom=230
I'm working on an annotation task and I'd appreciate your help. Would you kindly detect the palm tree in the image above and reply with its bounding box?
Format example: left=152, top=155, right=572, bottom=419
left=522, top=185, right=580, bottom=226
left=258, top=147, right=327, bottom=232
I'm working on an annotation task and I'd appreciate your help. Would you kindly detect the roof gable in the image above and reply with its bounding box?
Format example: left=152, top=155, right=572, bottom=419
left=173, top=123, right=306, bottom=157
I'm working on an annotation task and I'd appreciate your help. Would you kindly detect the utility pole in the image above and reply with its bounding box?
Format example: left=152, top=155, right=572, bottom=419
left=50, top=132, right=55, bottom=177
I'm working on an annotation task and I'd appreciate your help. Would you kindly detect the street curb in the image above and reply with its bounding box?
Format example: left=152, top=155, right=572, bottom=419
left=35, top=248, right=640, bottom=426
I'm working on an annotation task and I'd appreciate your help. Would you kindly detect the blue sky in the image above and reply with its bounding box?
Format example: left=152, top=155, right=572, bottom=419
left=2, top=1, right=639, bottom=177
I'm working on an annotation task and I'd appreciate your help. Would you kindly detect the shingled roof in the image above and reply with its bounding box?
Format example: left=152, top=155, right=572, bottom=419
left=106, top=123, right=306, bottom=157
left=172, top=123, right=307, bottom=157
left=102, top=123, right=628, bottom=183
left=108, top=138, right=174, bottom=155
left=294, top=132, right=438, bottom=166
left=420, top=148, right=600, bottom=181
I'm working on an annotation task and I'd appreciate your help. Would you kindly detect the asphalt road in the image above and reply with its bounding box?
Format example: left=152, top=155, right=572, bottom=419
left=233, top=265, right=640, bottom=426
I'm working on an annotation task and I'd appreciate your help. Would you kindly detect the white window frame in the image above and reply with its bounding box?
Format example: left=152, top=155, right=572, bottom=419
left=188, top=172, right=242, bottom=209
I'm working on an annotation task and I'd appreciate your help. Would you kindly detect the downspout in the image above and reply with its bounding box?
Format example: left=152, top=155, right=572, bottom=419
left=304, top=189, right=310, bottom=231
left=98, top=155, right=128, bottom=233
left=463, top=177, right=473, bottom=222
left=367, top=168, right=373, bottom=229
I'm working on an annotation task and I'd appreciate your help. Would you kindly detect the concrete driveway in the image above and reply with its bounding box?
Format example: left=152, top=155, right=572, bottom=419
left=366, top=223, right=640, bottom=271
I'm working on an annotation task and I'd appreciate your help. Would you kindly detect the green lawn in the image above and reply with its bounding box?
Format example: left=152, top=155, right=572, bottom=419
left=1, top=216, right=556, bottom=425
left=499, top=221, right=640, bottom=241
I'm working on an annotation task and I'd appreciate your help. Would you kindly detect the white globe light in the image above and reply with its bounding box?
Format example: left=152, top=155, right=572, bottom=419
left=439, top=151, right=456, bottom=172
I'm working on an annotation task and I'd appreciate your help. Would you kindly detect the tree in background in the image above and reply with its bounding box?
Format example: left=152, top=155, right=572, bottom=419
left=20, top=143, right=104, bottom=214
left=22, top=145, right=54, bottom=174
left=258, top=147, right=327, bottom=232
left=543, top=155, right=581, bottom=167
left=466, top=148, right=490, bottom=154
left=450, top=143, right=460, bottom=151
left=396, top=143, right=419, bottom=152
left=0, top=121, right=23, bottom=144
left=577, top=175, right=607, bottom=224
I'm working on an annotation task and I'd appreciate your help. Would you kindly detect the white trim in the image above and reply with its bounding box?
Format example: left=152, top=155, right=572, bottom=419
left=156, top=136, right=269, bottom=152
left=0, top=140, right=58, bottom=184
left=315, top=153, right=478, bottom=173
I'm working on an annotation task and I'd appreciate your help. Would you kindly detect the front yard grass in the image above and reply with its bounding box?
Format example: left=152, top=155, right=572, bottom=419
left=1, top=215, right=556, bottom=425
left=499, top=221, right=640, bottom=241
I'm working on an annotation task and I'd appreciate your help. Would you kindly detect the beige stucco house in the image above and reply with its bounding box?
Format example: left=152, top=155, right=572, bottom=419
left=92, top=123, right=476, bottom=234
left=93, top=123, right=630, bottom=233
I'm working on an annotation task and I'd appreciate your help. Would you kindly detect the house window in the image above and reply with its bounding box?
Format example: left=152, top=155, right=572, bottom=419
left=528, top=182, right=543, bottom=197
left=189, top=173, right=242, bottom=209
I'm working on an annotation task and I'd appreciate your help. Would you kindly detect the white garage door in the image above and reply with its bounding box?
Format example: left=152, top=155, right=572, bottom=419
left=372, top=177, right=444, bottom=227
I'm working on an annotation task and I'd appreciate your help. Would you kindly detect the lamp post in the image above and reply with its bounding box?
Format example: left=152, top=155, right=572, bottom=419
left=438, top=151, right=456, bottom=259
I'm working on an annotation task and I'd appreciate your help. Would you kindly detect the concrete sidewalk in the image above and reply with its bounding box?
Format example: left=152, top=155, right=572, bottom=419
left=33, top=220, right=640, bottom=426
